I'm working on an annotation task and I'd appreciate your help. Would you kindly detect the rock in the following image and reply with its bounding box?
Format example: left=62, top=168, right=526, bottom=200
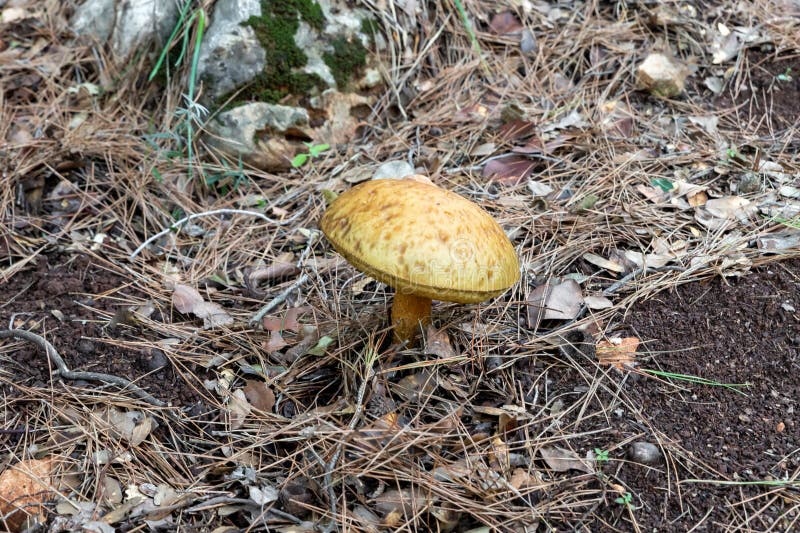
left=204, top=102, right=310, bottom=171
left=627, top=441, right=662, bottom=465
left=372, top=160, right=415, bottom=181
left=197, top=0, right=379, bottom=104
left=196, top=0, right=265, bottom=102
left=637, top=52, right=689, bottom=97
left=71, top=0, right=179, bottom=63
left=520, top=29, right=537, bottom=55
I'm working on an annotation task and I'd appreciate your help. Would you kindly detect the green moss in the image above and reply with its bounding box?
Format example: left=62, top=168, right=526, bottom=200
left=323, top=36, right=367, bottom=89
left=229, top=0, right=369, bottom=104
left=236, top=0, right=327, bottom=103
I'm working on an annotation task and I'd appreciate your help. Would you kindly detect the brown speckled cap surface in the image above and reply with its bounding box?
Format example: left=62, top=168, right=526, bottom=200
left=320, top=179, right=520, bottom=303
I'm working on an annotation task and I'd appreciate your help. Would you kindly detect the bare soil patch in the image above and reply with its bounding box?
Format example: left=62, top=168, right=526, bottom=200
left=0, top=253, right=207, bottom=409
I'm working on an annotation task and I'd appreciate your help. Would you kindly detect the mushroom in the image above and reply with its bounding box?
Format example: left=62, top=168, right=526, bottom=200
left=320, top=177, right=519, bottom=343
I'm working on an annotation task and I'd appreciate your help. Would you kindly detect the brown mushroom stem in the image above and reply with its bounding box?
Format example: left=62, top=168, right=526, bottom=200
left=391, top=292, right=431, bottom=343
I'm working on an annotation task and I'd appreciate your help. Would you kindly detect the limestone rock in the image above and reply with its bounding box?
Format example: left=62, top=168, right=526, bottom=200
left=71, top=0, right=179, bottom=63
left=637, top=52, right=689, bottom=97
left=205, top=103, right=310, bottom=171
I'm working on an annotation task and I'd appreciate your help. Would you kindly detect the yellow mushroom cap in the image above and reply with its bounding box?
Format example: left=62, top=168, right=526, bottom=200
left=320, top=179, right=520, bottom=303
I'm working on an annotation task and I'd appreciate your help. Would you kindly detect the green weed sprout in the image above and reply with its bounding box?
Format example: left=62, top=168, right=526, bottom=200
left=594, top=448, right=610, bottom=464
left=615, top=492, right=633, bottom=507
left=292, top=142, right=330, bottom=168
left=776, top=67, right=792, bottom=82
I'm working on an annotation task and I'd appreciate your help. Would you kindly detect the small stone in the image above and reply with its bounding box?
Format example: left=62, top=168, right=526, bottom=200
left=77, top=339, right=95, bottom=354
left=372, top=160, right=415, bottom=181
left=520, top=30, right=537, bottom=55
left=627, top=442, right=662, bottom=465
left=146, top=349, right=168, bottom=373
left=637, top=52, right=689, bottom=97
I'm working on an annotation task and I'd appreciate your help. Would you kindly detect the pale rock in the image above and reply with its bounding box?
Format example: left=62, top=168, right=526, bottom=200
left=637, top=52, right=689, bottom=97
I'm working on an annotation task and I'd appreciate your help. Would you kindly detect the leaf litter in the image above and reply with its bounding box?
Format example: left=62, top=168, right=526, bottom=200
left=2, top=1, right=800, bottom=532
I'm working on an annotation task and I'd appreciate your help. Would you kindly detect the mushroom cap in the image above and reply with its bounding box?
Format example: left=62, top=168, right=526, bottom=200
left=320, top=179, right=520, bottom=303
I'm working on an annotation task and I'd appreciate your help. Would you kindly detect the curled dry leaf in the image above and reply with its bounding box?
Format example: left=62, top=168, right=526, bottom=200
left=373, top=489, right=431, bottom=526
left=393, top=369, right=437, bottom=402
left=243, top=379, right=276, bottom=412
left=228, top=389, right=252, bottom=430
left=263, top=330, right=288, bottom=354
left=597, top=337, right=640, bottom=370
left=583, top=252, right=625, bottom=273
left=583, top=295, right=613, bottom=310
left=102, top=407, right=155, bottom=446
left=424, top=325, right=457, bottom=358
left=489, top=11, right=523, bottom=35
left=539, top=446, right=593, bottom=474
left=0, top=457, right=56, bottom=532
left=482, top=154, right=537, bottom=185
left=172, top=284, right=234, bottom=329
left=527, top=279, right=584, bottom=329
left=247, top=252, right=299, bottom=291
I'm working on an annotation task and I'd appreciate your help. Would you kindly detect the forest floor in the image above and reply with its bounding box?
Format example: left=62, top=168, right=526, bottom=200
left=1, top=1, right=799, bottom=532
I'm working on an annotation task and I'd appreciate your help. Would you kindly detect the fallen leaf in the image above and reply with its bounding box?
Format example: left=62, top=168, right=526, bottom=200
left=597, top=337, right=639, bottom=370
left=393, top=369, right=437, bottom=402
left=424, top=325, right=457, bottom=358
left=527, top=179, right=554, bottom=197
left=470, top=142, right=496, bottom=157
left=0, top=457, right=55, bottom=531
left=496, top=119, right=536, bottom=141
left=527, top=279, right=584, bottom=328
left=172, top=284, right=234, bottom=329
left=103, top=407, right=155, bottom=446
left=243, top=380, right=276, bottom=412
left=540, top=446, right=593, bottom=473
left=247, top=252, right=299, bottom=289
left=583, top=253, right=625, bottom=273
left=489, top=11, right=524, bottom=35
left=228, top=389, right=251, bottom=430
left=453, top=102, right=490, bottom=123
left=583, top=295, right=613, bottom=310
left=542, top=109, right=589, bottom=132
left=482, top=154, right=537, bottom=185
left=263, top=330, right=288, bottom=354
left=374, top=489, right=431, bottom=522
left=249, top=484, right=279, bottom=505
left=687, top=190, right=708, bottom=207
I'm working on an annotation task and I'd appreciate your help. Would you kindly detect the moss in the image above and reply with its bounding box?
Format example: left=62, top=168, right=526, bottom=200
left=229, top=0, right=369, bottom=104
left=236, top=0, right=327, bottom=104
left=323, top=36, right=367, bottom=89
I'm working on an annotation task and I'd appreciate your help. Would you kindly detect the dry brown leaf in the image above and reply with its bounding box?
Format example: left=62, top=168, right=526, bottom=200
left=489, top=11, right=524, bottom=35
left=228, top=389, right=251, bottom=430
left=482, top=154, right=537, bottom=185
left=540, top=446, right=593, bottom=473
left=527, top=279, right=584, bottom=328
left=0, top=457, right=56, bottom=531
left=313, top=91, right=372, bottom=145
left=424, top=325, right=457, bottom=358
left=596, top=337, right=640, bottom=370
left=243, top=380, right=276, bottom=412
left=103, top=407, right=155, bottom=446
left=172, top=284, right=233, bottom=328
left=263, top=330, right=288, bottom=354
left=453, top=102, right=490, bottom=122
left=393, top=369, right=437, bottom=402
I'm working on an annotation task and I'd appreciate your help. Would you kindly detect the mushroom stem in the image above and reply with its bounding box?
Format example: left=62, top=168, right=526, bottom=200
left=391, top=292, right=432, bottom=344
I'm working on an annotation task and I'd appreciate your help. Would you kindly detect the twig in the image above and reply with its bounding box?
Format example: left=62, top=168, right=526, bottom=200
left=0, top=329, right=166, bottom=408
left=249, top=274, right=310, bottom=327
left=249, top=231, right=319, bottom=326
left=129, top=208, right=289, bottom=260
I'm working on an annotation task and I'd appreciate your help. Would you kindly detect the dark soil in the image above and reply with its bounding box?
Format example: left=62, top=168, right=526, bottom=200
left=0, top=253, right=206, bottom=409
left=562, top=259, right=800, bottom=531
left=718, top=49, right=800, bottom=134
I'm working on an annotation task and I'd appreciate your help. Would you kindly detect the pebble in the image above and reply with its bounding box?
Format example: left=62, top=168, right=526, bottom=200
left=77, top=339, right=95, bottom=354
left=628, top=441, right=662, bottom=465
left=146, top=349, right=168, bottom=372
